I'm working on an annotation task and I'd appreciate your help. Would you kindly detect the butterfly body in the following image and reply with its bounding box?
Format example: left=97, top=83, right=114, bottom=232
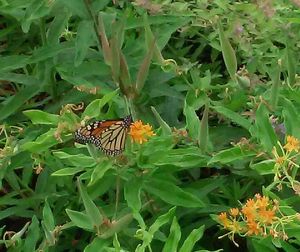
left=74, top=115, right=132, bottom=156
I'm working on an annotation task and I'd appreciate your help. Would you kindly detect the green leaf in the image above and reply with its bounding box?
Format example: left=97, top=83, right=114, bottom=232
left=199, top=103, right=209, bottom=152
left=98, top=13, right=111, bottom=65
left=66, top=209, right=93, bottom=231
left=0, top=55, right=29, bottom=71
left=89, top=161, right=112, bottom=186
left=75, top=20, right=95, bottom=66
left=184, top=101, right=200, bottom=141
left=251, top=237, right=277, bottom=252
left=213, top=105, right=251, bottom=130
left=83, top=89, right=119, bottom=118
left=77, top=179, right=103, bottom=228
left=208, top=146, right=256, bottom=165
left=113, top=234, right=121, bottom=252
left=144, top=14, right=164, bottom=65
left=41, top=221, right=55, bottom=246
left=47, top=9, right=70, bottom=45
left=0, top=83, right=41, bottom=121
left=144, top=178, right=204, bottom=208
left=21, top=129, right=62, bottom=153
left=286, top=42, right=296, bottom=86
left=84, top=237, right=108, bottom=252
left=282, top=98, right=300, bottom=139
left=43, top=199, right=55, bottom=231
left=110, top=35, right=121, bottom=84
left=59, top=0, right=89, bottom=18
left=23, top=216, right=40, bottom=252
left=23, top=110, right=59, bottom=125
left=254, top=103, right=277, bottom=153
left=149, top=207, right=176, bottom=235
left=152, top=147, right=208, bottom=171
left=151, top=106, right=172, bottom=135
left=99, top=214, right=133, bottom=239
left=29, top=43, right=73, bottom=63
left=136, top=39, right=155, bottom=94
left=162, top=217, right=181, bottom=252
left=270, top=65, right=281, bottom=111
left=51, top=167, right=84, bottom=176
left=21, top=0, right=51, bottom=33
left=250, top=160, right=275, bottom=175
left=53, top=152, right=96, bottom=167
left=119, top=51, right=132, bottom=94
left=124, top=177, right=143, bottom=213
left=217, top=21, right=237, bottom=80
left=179, top=225, right=205, bottom=252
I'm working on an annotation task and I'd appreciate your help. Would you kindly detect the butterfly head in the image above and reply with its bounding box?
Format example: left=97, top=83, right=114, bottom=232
left=123, top=115, right=133, bottom=127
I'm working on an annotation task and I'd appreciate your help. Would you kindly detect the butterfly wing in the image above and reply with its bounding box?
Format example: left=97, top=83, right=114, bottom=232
left=74, top=115, right=132, bottom=156
left=99, top=115, right=132, bottom=156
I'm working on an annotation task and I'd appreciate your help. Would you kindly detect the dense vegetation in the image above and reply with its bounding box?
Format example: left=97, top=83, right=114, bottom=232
left=1, top=0, right=300, bottom=251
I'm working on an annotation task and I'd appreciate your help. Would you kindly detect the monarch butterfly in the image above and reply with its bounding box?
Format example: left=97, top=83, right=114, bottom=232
left=74, top=115, right=132, bottom=156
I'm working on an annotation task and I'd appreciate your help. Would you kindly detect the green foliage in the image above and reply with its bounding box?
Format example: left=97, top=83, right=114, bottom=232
left=1, top=0, right=300, bottom=251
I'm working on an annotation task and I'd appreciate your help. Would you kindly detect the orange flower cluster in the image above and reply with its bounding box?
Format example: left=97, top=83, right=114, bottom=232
left=284, top=135, right=300, bottom=153
left=218, top=194, right=291, bottom=246
left=272, top=135, right=300, bottom=193
left=129, top=120, right=155, bottom=144
left=241, top=194, right=277, bottom=235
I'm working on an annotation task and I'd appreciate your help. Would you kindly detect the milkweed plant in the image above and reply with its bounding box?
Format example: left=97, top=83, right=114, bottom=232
left=1, top=1, right=300, bottom=252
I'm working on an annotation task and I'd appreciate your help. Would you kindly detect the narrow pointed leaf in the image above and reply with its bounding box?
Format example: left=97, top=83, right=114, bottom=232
left=119, top=51, right=133, bottom=96
left=208, top=146, right=256, bottom=165
left=254, top=104, right=277, bottom=153
left=136, top=40, right=155, bottom=94
left=199, top=103, right=209, bottom=152
left=286, top=43, right=296, bottom=86
left=98, top=13, right=111, bottom=64
left=144, top=178, right=204, bottom=207
left=282, top=98, right=300, bottom=139
left=23, top=110, right=59, bottom=125
left=110, top=32, right=121, bottom=84
left=23, top=216, right=40, bottom=252
left=51, top=167, right=84, bottom=176
left=0, top=83, right=41, bottom=121
left=162, top=217, right=181, bottom=252
left=217, top=21, right=237, bottom=80
left=83, top=89, right=119, bottom=118
left=151, top=106, right=172, bottom=135
left=144, top=14, right=164, bottom=64
left=179, top=225, right=205, bottom=252
left=66, top=209, right=93, bottom=231
left=43, top=200, right=55, bottom=231
left=113, top=234, right=121, bottom=252
left=84, top=237, right=108, bottom=252
left=149, top=207, right=176, bottom=235
left=77, top=179, right=103, bottom=227
left=270, top=65, right=281, bottom=111
left=124, top=177, right=143, bottom=213
left=99, top=214, right=133, bottom=239
left=75, top=20, right=95, bottom=66
left=184, top=102, right=200, bottom=140
left=89, top=161, right=112, bottom=186
left=213, top=105, right=251, bottom=130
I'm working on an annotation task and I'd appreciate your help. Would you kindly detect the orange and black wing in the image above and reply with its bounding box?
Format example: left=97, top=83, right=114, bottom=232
left=99, top=115, right=132, bottom=156
left=74, top=115, right=132, bottom=156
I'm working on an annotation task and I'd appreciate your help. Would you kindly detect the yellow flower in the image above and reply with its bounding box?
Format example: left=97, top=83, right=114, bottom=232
left=218, top=212, right=230, bottom=228
left=275, top=156, right=285, bottom=165
left=284, top=135, right=300, bottom=153
left=246, top=220, right=262, bottom=236
left=129, top=120, right=155, bottom=144
left=230, top=208, right=239, bottom=217
left=256, top=196, right=269, bottom=210
left=258, top=209, right=275, bottom=224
